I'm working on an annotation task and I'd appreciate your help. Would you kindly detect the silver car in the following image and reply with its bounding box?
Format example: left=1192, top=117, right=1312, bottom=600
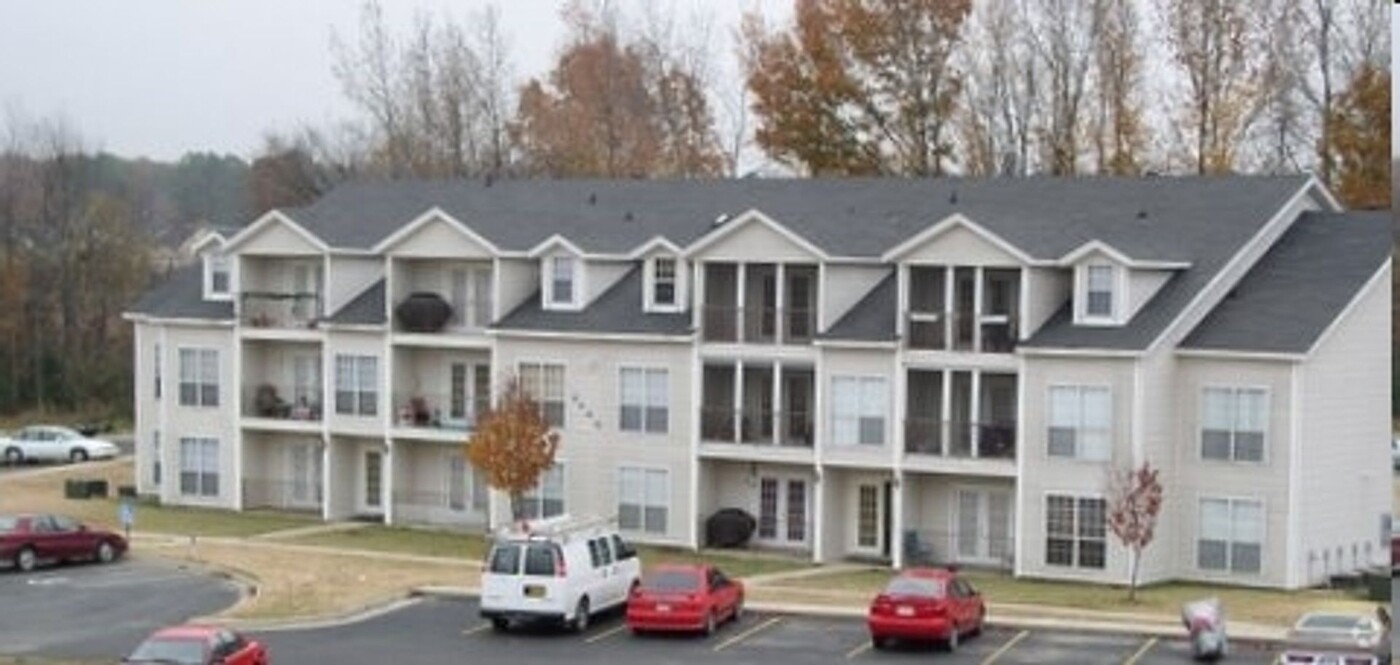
left=1, top=425, right=120, bottom=464
left=1276, top=612, right=1388, bottom=664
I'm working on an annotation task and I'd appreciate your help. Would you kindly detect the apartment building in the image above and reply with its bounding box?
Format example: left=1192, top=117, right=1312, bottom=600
left=125, top=175, right=1390, bottom=590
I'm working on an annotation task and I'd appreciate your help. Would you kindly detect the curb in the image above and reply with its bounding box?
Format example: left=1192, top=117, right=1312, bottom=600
left=212, top=596, right=427, bottom=632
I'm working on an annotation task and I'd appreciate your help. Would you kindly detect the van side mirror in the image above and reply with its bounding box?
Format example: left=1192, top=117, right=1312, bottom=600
left=618, top=544, right=637, bottom=560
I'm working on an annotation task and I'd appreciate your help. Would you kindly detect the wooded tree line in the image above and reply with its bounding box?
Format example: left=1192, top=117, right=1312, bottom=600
left=267, top=0, right=1388, bottom=210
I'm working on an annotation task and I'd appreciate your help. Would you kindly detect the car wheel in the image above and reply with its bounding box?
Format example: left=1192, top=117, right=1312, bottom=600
left=96, top=540, right=115, bottom=564
left=946, top=625, right=960, bottom=652
left=16, top=547, right=36, bottom=573
left=490, top=617, right=509, bottom=632
left=970, top=609, right=985, bottom=637
left=870, top=636, right=887, bottom=650
left=572, top=597, right=591, bottom=633
left=69, top=448, right=88, bottom=463
left=703, top=610, right=717, bottom=636
left=732, top=598, right=744, bottom=622
left=4, top=447, right=21, bottom=465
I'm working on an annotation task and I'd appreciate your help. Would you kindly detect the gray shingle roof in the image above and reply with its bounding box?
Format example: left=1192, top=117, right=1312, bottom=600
left=1179, top=211, right=1389, bottom=354
left=494, top=266, right=692, bottom=337
left=821, top=271, right=897, bottom=342
left=327, top=279, right=386, bottom=325
left=127, top=264, right=234, bottom=321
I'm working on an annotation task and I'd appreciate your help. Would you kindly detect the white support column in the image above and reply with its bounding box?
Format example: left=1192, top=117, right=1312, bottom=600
left=970, top=370, right=982, bottom=458
left=157, top=326, right=171, bottom=505
left=689, top=343, right=702, bottom=552
left=940, top=370, right=952, bottom=457
left=232, top=335, right=245, bottom=512
left=774, top=263, right=786, bottom=344
left=812, top=467, right=826, bottom=564
left=321, top=436, right=333, bottom=522
left=891, top=472, right=905, bottom=569
left=973, top=266, right=984, bottom=353
left=771, top=360, right=782, bottom=445
left=693, top=261, right=705, bottom=333
left=735, top=263, right=747, bottom=343
left=732, top=360, right=743, bottom=443
left=383, top=438, right=395, bottom=525
left=943, top=266, right=955, bottom=350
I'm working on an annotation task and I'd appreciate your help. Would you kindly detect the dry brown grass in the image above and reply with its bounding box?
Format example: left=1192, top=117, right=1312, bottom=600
left=144, top=538, right=479, bottom=621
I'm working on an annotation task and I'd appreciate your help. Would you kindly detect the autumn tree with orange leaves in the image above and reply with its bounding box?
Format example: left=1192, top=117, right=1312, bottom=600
left=1107, top=462, right=1163, bottom=602
left=1324, top=63, right=1390, bottom=210
left=466, top=377, right=561, bottom=521
left=742, top=0, right=972, bottom=176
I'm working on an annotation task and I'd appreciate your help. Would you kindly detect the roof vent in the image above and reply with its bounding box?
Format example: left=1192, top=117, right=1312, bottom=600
left=588, top=192, right=597, bottom=205
left=713, top=213, right=730, bottom=226
left=949, top=189, right=959, bottom=205
left=484, top=173, right=495, bottom=187
left=1136, top=209, right=1149, bottom=220
left=623, top=210, right=635, bottom=222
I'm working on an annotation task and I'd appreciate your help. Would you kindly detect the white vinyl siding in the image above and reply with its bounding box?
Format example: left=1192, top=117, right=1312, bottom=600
left=618, top=467, right=668, bottom=534
left=831, top=376, right=887, bottom=446
left=519, top=362, right=565, bottom=428
left=1045, top=494, right=1106, bottom=569
left=1047, top=386, right=1111, bottom=461
left=519, top=465, right=565, bottom=520
left=448, top=454, right=467, bottom=511
left=334, top=355, right=378, bottom=416
left=619, top=368, right=668, bottom=434
left=1201, top=387, right=1267, bottom=462
left=1198, top=498, right=1263, bottom=574
left=178, top=437, right=219, bottom=497
left=178, top=348, right=219, bottom=407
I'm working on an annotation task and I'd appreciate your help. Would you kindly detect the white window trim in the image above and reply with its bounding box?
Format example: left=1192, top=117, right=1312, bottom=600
left=1075, top=262, right=1125, bottom=326
left=334, top=354, right=379, bottom=417
left=616, top=463, right=671, bottom=536
left=1197, top=384, right=1271, bottom=465
left=178, top=436, right=221, bottom=499
left=177, top=347, right=220, bottom=408
left=643, top=255, right=685, bottom=313
left=1042, top=490, right=1109, bottom=570
left=850, top=480, right=884, bottom=554
left=617, top=365, right=670, bottom=435
left=516, top=359, right=567, bottom=430
left=829, top=374, right=889, bottom=447
left=1195, top=494, right=1267, bottom=575
left=203, top=253, right=233, bottom=301
left=543, top=253, right=584, bottom=311
left=1045, top=383, right=1113, bottom=462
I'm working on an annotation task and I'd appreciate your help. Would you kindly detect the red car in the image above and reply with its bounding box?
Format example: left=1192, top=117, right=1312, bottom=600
left=868, top=568, right=985, bottom=652
left=626, top=564, right=745, bottom=635
left=124, top=625, right=268, bottom=665
left=0, top=513, right=127, bottom=572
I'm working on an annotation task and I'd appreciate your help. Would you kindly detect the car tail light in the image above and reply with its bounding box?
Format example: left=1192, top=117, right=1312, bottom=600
left=554, top=547, right=567, bottom=578
left=870, top=595, right=893, bottom=615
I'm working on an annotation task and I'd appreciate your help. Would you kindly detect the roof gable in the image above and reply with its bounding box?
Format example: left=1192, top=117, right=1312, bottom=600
left=223, top=210, right=327, bottom=255
left=684, top=209, right=828, bottom=262
left=372, top=208, right=500, bottom=257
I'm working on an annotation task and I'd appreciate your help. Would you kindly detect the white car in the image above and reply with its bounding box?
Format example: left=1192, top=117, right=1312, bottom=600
left=1, top=425, right=120, bottom=464
left=480, top=515, right=641, bottom=632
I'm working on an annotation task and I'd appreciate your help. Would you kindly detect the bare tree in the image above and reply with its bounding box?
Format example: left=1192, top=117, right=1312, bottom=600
left=332, top=1, right=410, bottom=176
left=1025, top=0, right=1101, bottom=175
left=1089, top=0, right=1145, bottom=175
left=957, top=0, right=1040, bottom=176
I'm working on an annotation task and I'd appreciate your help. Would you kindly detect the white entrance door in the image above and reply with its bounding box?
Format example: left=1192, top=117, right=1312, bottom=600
left=359, top=449, right=385, bottom=515
left=757, top=477, right=809, bottom=546
left=288, top=443, right=322, bottom=507
left=853, top=483, right=883, bottom=554
left=954, top=488, right=1013, bottom=565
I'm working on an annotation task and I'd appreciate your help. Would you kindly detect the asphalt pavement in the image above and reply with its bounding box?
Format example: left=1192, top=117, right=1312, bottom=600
left=254, top=596, right=1287, bottom=665
left=0, top=558, right=240, bottom=661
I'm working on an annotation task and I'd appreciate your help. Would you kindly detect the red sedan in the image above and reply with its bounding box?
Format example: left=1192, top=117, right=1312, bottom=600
left=868, top=568, right=985, bottom=652
left=626, top=564, right=745, bottom=636
left=124, top=625, right=268, bottom=665
left=0, top=513, right=127, bottom=572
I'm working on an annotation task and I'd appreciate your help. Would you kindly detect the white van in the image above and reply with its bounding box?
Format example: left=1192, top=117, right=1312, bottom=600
left=479, top=515, right=642, bottom=632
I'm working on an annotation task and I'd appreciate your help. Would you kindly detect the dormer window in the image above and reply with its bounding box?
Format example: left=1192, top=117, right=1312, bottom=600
left=204, top=253, right=231, bottom=300
left=1085, top=264, right=1115, bottom=319
left=653, top=257, right=676, bottom=307
left=547, top=255, right=578, bottom=308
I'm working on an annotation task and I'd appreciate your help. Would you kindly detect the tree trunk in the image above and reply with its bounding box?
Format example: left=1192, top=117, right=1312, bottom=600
left=1127, top=547, right=1140, bottom=602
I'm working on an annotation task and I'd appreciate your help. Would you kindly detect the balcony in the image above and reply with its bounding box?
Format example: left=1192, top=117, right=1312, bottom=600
left=701, top=262, right=818, bottom=345
left=241, top=291, right=321, bottom=329
left=904, top=419, right=1016, bottom=459
left=905, top=266, right=1020, bottom=354
left=700, top=406, right=813, bottom=447
left=393, top=392, right=488, bottom=434
left=242, top=477, right=323, bottom=511
left=242, top=384, right=322, bottom=423
left=702, top=306, right=816, bottom=345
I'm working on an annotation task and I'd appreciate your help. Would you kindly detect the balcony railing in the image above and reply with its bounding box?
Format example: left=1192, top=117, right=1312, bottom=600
left=393, top=489, right=483, bottom=513
left=241, top=291, right=321, bottom=329
left=242, top=478, right=322, bottom=510
left=243, top=385, right=322, bottom=422
left=702, top=306, right=816, bottom=344
left=904, top=419, right=1016, bottom=460
left=700, top=406, right=813, bottom=448
left=906, top=311, right=1018, bottom=353
left=904, top=528, right=1015, bottom=569
left=393, top=392, right=488, bottom=432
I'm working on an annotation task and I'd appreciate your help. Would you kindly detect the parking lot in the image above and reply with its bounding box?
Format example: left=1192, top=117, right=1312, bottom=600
left=254, top=596, right=1287, bottom=665
left=0, top=558, right=240, bottom=660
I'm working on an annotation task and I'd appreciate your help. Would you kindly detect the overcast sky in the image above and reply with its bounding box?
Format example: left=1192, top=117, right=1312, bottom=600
left=0, top=0, right=787, bottom=161
left=1392, top=4, right=1398, bottom=155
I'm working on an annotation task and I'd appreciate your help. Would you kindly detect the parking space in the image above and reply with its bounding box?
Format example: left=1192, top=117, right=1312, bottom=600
left=0, top=558, right=241, bottom=660
left=252, top=596, right=1289, bottom=665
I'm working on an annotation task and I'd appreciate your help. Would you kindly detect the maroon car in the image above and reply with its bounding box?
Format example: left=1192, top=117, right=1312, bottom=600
left=0, top=513, right=127, bottom=572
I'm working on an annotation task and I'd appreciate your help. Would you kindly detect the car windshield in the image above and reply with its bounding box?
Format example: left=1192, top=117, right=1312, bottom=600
left=1297, top=614, right=1367, bottom=631
left=127, top=637, right=206, bottom=664
left=0, top=517, right=16, bottom=534
left=522, top=544, right=557, bottom=576
left=487, top=544, right=521, bottom=574
left=642, top=570, right=701, bottom=593
left=885, top=577, right=946, bottom=598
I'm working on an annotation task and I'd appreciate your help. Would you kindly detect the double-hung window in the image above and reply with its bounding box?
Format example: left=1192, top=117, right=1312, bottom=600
left=178, top=437, right=219, bottom=497
left=548, top=256, right=576, bottom=307
left=618, top=467, right=668, bottom=534
left=1048, top=386, right=1111, bottom=460
left=178, top=349, right=219, bottom=407
left=1085, top=265, right=1115, bottom=318
left=652, top=258, right=677, bottom=308
left=1045, top=494, right=1106, bottom=569
left=207, top=254, right=230, bottom=296
left=334, top=355, right=378, bottom=416
left=519, top=465, right=565, bottom=520
left=450, top=266, right=493, bottom=329
left=1198, top=498, right=1263, bottom=574
left=619, top=368, right=668, bottom=434
left=519, top=362, right=565, bottom=428
left=1201, top=387, right=1267, bottom=462
left=830, top=377, right=887, bottom=446
left=154, top=343, right=162, bottom=399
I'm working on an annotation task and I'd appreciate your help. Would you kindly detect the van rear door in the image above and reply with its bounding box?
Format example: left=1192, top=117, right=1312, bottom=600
left=481, top=542, right=522, bottom=610
left=518, top=542, right=565, bottom=614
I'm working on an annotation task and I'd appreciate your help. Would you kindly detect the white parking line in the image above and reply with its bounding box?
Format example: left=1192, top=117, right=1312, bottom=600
left=461, top=623, right=492, bottom=636
left=584, top=625, right=627, bottom=644
left=981, top=629, right=1030, bottom=665
left=845, top=639, right=872, bottom=659
left=1122, top=636, right=1158, bottom=665
left=712, top=617, right=782, bottom=652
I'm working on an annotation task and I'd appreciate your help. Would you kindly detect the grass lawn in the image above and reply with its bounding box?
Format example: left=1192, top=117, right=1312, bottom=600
left=635, top=545, right=813, bottom=579
left=767, top=567, right=1377, bottom=627
left=286, top=525, right=491, bottom=561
